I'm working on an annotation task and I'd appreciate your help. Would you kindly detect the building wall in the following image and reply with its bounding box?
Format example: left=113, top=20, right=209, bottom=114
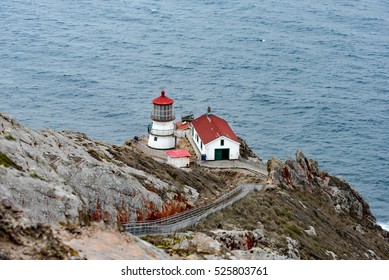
left=191, top=126, right=206, bottom=154
left=204, top=137, right=240, bottom=160
left=175, top=129, right=188, bottom=138
left=167, top=156, right=190, bottom=168
left=191, top=126, right=240, bottom=160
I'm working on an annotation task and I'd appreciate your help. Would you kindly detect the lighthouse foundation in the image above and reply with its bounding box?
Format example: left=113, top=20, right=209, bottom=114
left=147, top=134, right=176, bottom=150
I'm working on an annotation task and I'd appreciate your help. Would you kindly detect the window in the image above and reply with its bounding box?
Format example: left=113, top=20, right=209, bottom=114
left=221, top=139, right=224, bottom=146
left=200, top=142, right=203, bottom=149
left=154, top=137, right=158, bottom=141
left=153, top=104, right=173, bottom=120
left=196, top=135, right=199, bottom=142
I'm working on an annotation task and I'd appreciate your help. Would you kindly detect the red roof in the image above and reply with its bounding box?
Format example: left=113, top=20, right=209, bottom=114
left=191, top=114, right=240, bottom=144
left=175, top=120, right=190, bottom=131
left=166, top=149, right=191, bottom=158
left=152, top=90, right=174, bottom=105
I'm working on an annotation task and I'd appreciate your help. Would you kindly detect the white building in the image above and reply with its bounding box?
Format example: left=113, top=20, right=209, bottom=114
left=166, top=150, right=191, bottom=168
left=147, top=90, right=176, bottom=149
left=191, top=112, right=240, bottom=160
left=174, top=120, right=190, bottom=138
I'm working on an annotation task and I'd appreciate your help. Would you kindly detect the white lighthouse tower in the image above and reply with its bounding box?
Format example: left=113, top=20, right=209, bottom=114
left=147, top=90, right=176, bottom=149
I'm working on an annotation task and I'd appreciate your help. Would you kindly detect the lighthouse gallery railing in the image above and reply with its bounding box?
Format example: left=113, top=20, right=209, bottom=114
left=147, top=124, right=174, bottom=136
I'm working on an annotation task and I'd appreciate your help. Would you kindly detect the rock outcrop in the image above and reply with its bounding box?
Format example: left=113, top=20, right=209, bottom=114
left=188, top=151, right=389, bottom=260
left=0, top=198, right=170, bottom=260
left=267, top=150, right=375, bottom=226
left=238, top=137, right=261, bottom=161
left=211, top=229, right=264, bottom=251
left=0, top=199, right=79, bottom=260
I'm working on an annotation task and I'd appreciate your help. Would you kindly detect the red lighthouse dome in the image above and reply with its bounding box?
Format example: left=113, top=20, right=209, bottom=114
left=152, top=90, right=174, bottom=105
left=151, top=90, right=175, bottom=122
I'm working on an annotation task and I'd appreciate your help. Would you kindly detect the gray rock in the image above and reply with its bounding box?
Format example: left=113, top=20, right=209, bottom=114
left=172, top=239, right=190, bottom=251
left=232, top=248, right=287, bottom=260
left=286, top=237, right=300, bottom=259
left=355, top=224, right=365, bottom=235
left=211, top=229, right=264, bottom=251
left=304, top=226, right=317, bottom=236
left=0, top=113, right=198, bottom=226
left=190, top=233, right=222, bottom=255
left=325, top=250, right=337, bottom=260
left=367, top=249, right=380, bottom=260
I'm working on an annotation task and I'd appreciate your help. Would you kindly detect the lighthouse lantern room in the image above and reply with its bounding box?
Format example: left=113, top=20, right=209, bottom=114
left=147, top=90, right=176, bottom=149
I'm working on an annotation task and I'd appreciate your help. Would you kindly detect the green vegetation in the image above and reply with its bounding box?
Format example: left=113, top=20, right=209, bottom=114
left=142, top=234, right=192, bottom=257
left=108, top=145, right=227, bottom=198
left=29, top=171, right=46, bottom=181
left=0, top=152, right=22, bottom=170
left=190, top=186, right=389, bottom=260
left=4, top=133, right=16, bottom=141
left=285, top=224, right=303, bottom=239
left=143, top=234, right=185, bottom=249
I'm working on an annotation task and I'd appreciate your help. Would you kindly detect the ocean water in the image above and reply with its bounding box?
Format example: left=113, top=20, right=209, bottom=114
left=0, top=0, right=388, bottom=228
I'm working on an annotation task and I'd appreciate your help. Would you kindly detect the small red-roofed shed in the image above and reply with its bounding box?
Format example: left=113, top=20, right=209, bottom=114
left=175, top=120, right=191, bottom=137
left=166, top=149, right=191, bottom=168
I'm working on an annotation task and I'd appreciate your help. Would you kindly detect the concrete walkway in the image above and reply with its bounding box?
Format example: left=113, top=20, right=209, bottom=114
left=200, top=158, right=268, bottom=179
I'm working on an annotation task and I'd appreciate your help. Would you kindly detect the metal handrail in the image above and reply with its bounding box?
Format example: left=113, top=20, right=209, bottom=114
left=126, top=185, right=243, bottom=226
left=123, top=184, right=260, bottom=235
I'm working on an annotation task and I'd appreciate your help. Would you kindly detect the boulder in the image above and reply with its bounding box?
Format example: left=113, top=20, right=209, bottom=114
left=286, top=237, right=300, bottom=259
left=304, top=226, right=317, bottom=236
left=190, top=233, right=222, bottom=255
left=211, top=229, right=264, bottom=250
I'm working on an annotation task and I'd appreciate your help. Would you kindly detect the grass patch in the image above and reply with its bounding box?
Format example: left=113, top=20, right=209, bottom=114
left=142, top=235, right=184, bottom=249
left=29, top=171, right=46, bottom=181
left=4, top=133, right=16, bottom=141
left=0, top=152, right=22, bottom=170
left=285, top=224, right=304, bottom=239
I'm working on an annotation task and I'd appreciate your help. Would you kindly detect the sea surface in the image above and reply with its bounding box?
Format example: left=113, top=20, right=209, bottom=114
left=0, top=0, right=388, bottom=229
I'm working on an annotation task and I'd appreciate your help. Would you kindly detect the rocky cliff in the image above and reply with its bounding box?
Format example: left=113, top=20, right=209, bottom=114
left=185, top=151, right=389, bottom=260
left=1, top=112, right=388, bottom=259
left=0, top=113, right=227, bottom=227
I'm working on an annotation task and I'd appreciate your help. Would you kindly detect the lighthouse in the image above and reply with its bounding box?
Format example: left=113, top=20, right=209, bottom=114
left=147, top=90, right=176, bottom=149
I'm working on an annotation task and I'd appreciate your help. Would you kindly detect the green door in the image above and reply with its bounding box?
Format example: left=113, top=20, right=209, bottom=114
left=215, top=149, right=229, bottom=160
left=215, top=149, right=223, bottom=160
